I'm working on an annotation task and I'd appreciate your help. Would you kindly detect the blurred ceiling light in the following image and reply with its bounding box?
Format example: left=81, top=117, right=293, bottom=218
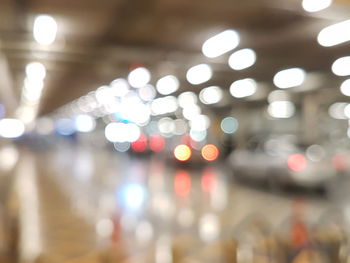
left=332, top=56, right=350, bottom=76
left=318, top=19, right=350, bottom=47
left=344, top=104, right=350, bottom=118
left=125, top=123, right=142, bottom=142
left=183, top=104, right=201, bottom=120
left=24, top=79, right=44, bottom=92
left=151, top=96, right=178, bottom=115
left=190, top=129, right=207, bottom=142
left=25, top=62, right=46, bottom=81
left=138, top=84, right=156, bottom=101
left=74, top=114, right=96, bottom=133
left=33, top=15, right=58, bottom=45
left=23, top=84, right=42, bottom=101
left=228, top=48, right=256, bottom=70
left=302, top=0, right=332, bottom=12
left=16, top=106, right=37, bottom=124
left=267, top=90, right=290, bottom=103
left=158, top=117, right=175, bottom=135
left=229, top=78, right=257, bottom=98
left=220, top=117, right=238, bottom=134
left=95, top=86, right=114, bottom=105
left=119, top=100, right=150, bottom=125
left=328, top=102, right=348, bottom=119
left=178, top=91, right=198, bottom=108
left=156, top=75, right=179, bottom=95
left=273, top=68, right=306, bottom=89
left=202, top=29, right=240, bottom=58
left=340, top=79, right=350, bottom=96
left=105, top=122, right=141, bottom=143
left=128, top=67, right=151, bottom=88
left=199, top=86, right=223, bottom=105
left=186, top=64, right=212, bottom=85
left=190, top=114, right=211, bottom=131
left=110, top=78, right=129, bottom=97
left=0, top=118, right=25, bottom=138
left=174, top=119, right=188, bottom=135
left=268, top=101, right=295, bottom=119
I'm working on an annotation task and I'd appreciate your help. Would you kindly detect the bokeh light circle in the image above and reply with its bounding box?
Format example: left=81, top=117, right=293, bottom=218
left=220, top=117, right=238, bottom=134
left=201, top=144, right=219, bottom=161
left=174, top=144, right=192, bottom=162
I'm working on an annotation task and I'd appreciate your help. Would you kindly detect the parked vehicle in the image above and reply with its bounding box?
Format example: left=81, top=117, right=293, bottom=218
left=227, top=136, right=337, bottom=191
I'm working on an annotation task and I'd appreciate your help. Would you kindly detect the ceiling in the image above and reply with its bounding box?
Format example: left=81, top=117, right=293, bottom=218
left=1, top=0, right=350, bottom=118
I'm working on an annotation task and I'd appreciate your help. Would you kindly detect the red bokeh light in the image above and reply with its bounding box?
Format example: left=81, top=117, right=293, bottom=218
left=287, top=154, right=307, bottom=172
left=149, top=134, right=165, bottom=152
left=174, top=170, right=191, bottom=197
left=131, top=133, right=147, bottom=152
left=201, top=169, right=217, bottom=193
left=332, top=154, right=347, bottom=171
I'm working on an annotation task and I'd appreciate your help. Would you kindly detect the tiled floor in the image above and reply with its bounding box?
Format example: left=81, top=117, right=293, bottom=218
left=11, top=146, right=347, bottom=262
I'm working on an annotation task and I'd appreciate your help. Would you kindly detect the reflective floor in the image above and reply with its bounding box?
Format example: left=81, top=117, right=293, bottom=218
left=10, top=145, right=350, bottom=262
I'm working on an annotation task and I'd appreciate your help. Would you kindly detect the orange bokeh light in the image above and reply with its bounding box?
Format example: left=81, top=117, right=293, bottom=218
left=174, top=144, right=192, bottom=162
left=201, top=144, right=219, bottom=161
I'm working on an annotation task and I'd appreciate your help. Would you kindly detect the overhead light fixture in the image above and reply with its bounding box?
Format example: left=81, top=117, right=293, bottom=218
left=268, top=101, right=295, bottom=119
left=328, top=102, right=348, bottom=119
left=302, top=0, right=332, bottom=12
left=199, top=86, right=223, bottom=105
left=318, top=19, right=350, bottom=47
left=156, top=75, right=179, bottom=95
left=178, top=91, right=198, bottom=108
left=332, top=56, right=350, bottom=76
left=340, top=79, right=350, bottom=96
left=228, top=48, right=256, bottom=70
left=229, top=78, right=257, bottom=98
left=273, top=68, right=306, bottom=89
left=267, top=90, right=290, bottom=103
left=150, top=96, right=178, bottom=115
left=25, top=62, right=46, bottom=81
left=33, top=15, right=58, bottom=45
left=186, top=64, right=212, bottom=85
left=128, top=67, right=151, bottom=88
left=202, top=30, right=240, bottom=58
left=138, top=84, right=156, bottom=101
left=110, top=78, right=129, bottom=97
left=0, top=118, right=25, bottom=138
left=344, top=104, right=350, bottom=118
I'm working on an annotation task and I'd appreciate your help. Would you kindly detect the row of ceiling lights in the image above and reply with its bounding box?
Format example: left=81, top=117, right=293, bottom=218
left=2, top=1, right=345, bottom=139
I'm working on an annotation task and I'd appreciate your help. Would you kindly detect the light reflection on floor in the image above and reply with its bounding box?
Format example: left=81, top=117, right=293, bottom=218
left=13, top=146, right=342, bottom=262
